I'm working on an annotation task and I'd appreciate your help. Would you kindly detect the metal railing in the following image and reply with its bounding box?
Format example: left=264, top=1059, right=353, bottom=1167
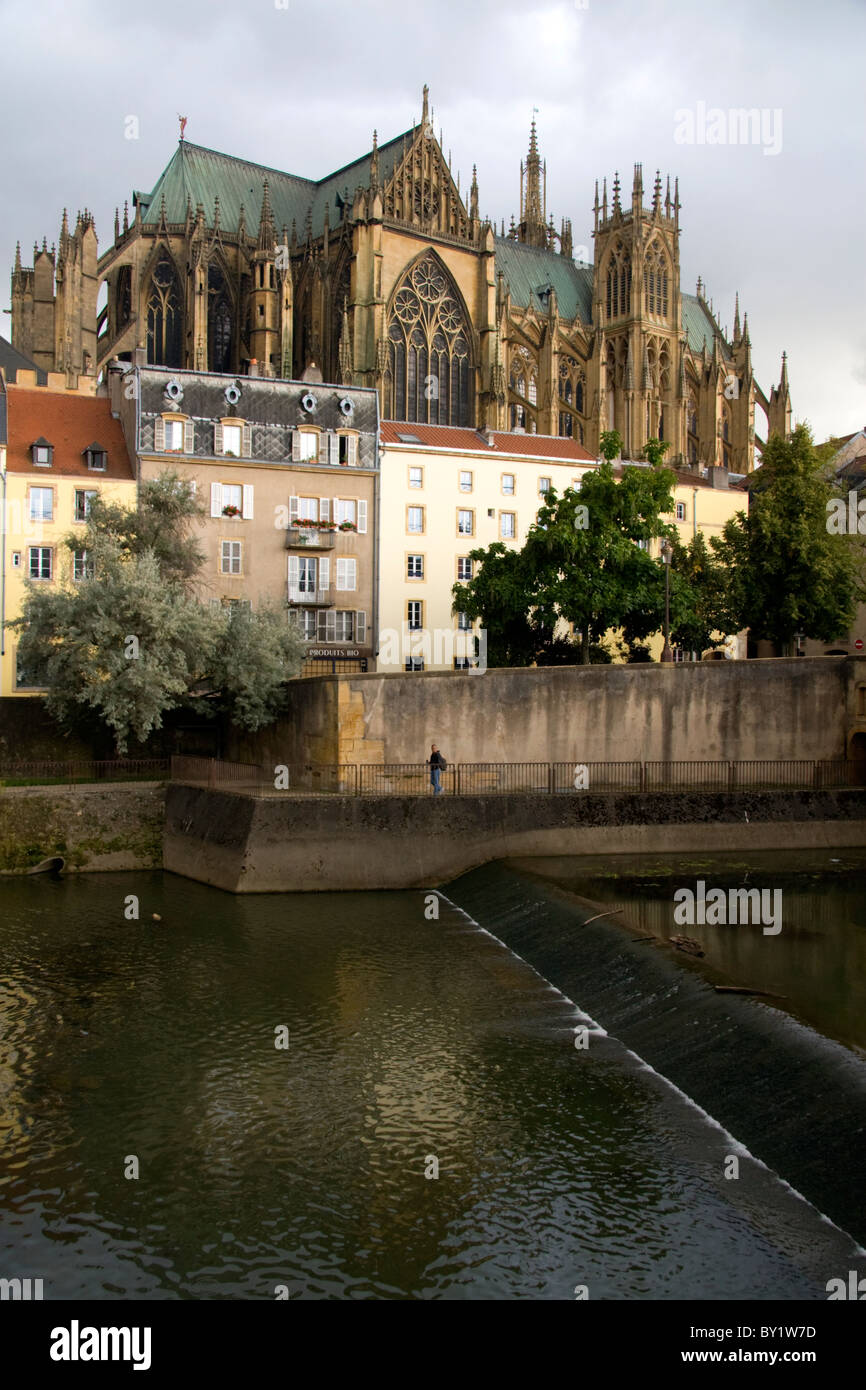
left=0, top=758, right=170, bottom=785
left=165, top=756, right=866, bottom=798
left=359, top=763, right=457, bottom=796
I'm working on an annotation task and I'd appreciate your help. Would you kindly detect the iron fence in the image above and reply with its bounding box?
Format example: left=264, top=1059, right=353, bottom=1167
left=0, top=758, right=170, bottom=785
left=164, top=757, right=866, bottom=798
left=359, top=763, right=457, bottom=796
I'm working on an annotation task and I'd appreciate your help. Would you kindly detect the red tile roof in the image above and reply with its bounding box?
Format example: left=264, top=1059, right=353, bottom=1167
left=380, top=420, right=595, bottom=462
left=6, top=388, right=134, bottom=479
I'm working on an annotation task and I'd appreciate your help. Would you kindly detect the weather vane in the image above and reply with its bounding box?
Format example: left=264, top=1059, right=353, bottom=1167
left=178, top=114, right=187, bottom=142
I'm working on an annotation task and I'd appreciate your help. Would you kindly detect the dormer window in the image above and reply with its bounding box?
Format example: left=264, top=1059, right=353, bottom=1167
left=84, top=442, right=107, bottom=472
left=32, top=438, right=53, bottom=467
left=164, top=419, right=184, bottom=451
left=214, top=419, right=250, bottom=458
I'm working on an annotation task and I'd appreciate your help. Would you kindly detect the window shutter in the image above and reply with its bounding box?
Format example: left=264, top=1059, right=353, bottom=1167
left=214, top=422, right=224, bottom=454
left=242, top=423, right=252, bottom=457
left=318, top=432, right=328, bottom=464
left=154, top=417, right=165, bottom=451
left=184, top=419, right=195, bottom=452
left=210, top=483, right=223, bottom=518
left=318, top=556, right=330, bottom=595
left=348, top=435, right=358, bottom=466
left=288, top=554, right=300, bottom=601
left=242, top=484, right=254, bottom=520
left=336, top=558, right=345, bottom=590
left=358, top=500, right=367, bottom=534
left=356, top=611, right=367, bottom=644
left=319, top=498, right=330, bottom=522
left=329, top=433, right=339, bottom=466
left=347, top=559, right=357, bottom=592
left=289, top=496, right=299, bottom=523
left=291, top=430, right=301, bottom=462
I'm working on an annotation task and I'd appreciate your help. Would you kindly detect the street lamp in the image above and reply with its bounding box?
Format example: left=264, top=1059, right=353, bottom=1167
left=661, top=539, right=673, bottom=663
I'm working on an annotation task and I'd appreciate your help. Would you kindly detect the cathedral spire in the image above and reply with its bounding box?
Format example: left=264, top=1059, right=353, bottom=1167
left=518, top=115, right=547, bottom=247
left=370, top=130, right=379, bottom=191
left=422, top=84, right=429, bottom=127
left=652, top=169, right=662, bottom=215
left=742, top=311, right=750, bottom=344
left=338, top=297, right=352, bottom=384
left=665, top=175, right=671, bottom=217
left=470, top=165, right=479, bottom=220
left=612, top=171, right=621, bottom=215
left=779, top=350, right=789, bottom=392
left=257, top=180, right=274, bottom=253
left=733, top=292, right=741, bottom=342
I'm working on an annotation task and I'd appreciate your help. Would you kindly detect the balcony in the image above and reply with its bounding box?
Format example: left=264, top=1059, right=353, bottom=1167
left=285, top=525, right=337, bottom=551
left=288, top=584, right=335, bottom=608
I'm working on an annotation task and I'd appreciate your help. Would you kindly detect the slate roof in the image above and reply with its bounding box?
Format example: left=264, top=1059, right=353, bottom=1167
left=139, top=135, right=410, bottom=241
left=5, top=389, right=134, bottom=478
left=494, top=237, right=594, bottom=325
left=0, top=335, right=47, bottom=385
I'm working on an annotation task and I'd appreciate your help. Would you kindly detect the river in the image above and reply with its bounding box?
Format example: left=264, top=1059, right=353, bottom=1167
left=0, top=859, right=864, bottom=1299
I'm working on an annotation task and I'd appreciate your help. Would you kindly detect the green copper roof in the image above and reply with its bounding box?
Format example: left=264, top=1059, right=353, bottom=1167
left=139, top=134, right=410, bottom=240
left=494, top=237, right=594, bottom=324
left=682, top=293, right=729, bottom=355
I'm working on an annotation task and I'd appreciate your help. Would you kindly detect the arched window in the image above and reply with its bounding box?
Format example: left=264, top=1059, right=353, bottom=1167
left=208, top=264, right=233, bottom=374
left=116, top=266, right=132, bottom=328
left=606, top=246, right=631, bottom=321
left=687, top=391, right=699, bottom=463
left=558, top=356, right=585, bottom=439
left=509, top=346, right=537, bottom=431
left=146, top=254, right=183, bottom=367
left=386, top=254, right=472, bottom=425
left=643, top=243, right=669, bottom=318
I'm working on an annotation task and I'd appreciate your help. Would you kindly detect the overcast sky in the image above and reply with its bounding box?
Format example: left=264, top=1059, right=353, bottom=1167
left=1, top=0, right=863, bottom=442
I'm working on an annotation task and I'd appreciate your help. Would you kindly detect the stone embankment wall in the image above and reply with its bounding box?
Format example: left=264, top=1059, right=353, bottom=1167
left=0, top=783, right=165, bottom=873
left=163, top=785, right=866, bottom=893
left=226, top=657, right=866, bottom=770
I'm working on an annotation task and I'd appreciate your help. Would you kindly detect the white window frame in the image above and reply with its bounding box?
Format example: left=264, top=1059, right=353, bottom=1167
left=74, top=488, right=98, bottom=522
left=408, top=466, right=424, bottom=489
left=459, top=470, right=473, bottom=493
left=29, top=487, right=53, bottom=522
left=336, top=557, right=357, bottom=592
left=457, top=509, right=474, bottom=536
left=29, top=546, right=52, bottom=580
left=676, top=501, right=687, bottom=521
left=500, top=511, right=516, bottom=539
left=407, top=554, right=424, bottom=580
left=407, top=505, right=424, bottom=534
left=220, top=539, right=243, bottom=575
left=502, top=473, right=516, bottom=496
left=73, top=550, right=93, bottom=581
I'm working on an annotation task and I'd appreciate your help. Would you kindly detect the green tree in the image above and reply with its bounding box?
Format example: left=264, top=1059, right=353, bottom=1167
left=451, top=541, right=551, bottom=667
left=711, top=426, right=859, bottom=653
left=667, top=531, right=730, bottom=656
left=528, top=464, right=677, bottom=662
left=599, top=429, right=623, bottom=462
left=641, top=437, right=671, bottom=467
left=8, top=473, right=305, bottom=751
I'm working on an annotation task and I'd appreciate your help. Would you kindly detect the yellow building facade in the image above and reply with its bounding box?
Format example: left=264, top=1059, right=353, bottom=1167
left=1, top=372, right=136, bottom=697
left=378, top=422, right=748, bottom=670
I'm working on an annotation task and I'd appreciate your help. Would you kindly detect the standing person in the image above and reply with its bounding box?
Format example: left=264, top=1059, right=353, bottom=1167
left=428, top=744, right=447, bottom=796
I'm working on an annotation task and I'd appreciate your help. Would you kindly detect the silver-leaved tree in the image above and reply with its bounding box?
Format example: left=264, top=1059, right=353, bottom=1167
left=8, top=472, right=305, bottom=753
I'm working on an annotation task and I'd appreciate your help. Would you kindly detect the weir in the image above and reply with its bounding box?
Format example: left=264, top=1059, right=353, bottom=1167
left=442, top=861, right=866, bottom=1250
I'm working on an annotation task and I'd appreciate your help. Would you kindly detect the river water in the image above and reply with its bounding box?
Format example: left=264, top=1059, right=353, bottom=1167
left=0, top=863, right=864, bottom=1300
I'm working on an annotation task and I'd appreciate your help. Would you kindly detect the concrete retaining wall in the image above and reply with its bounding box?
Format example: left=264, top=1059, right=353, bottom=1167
left=225, top=657, right=866, bottom=771
left=163, top=784, right=866, bottom=892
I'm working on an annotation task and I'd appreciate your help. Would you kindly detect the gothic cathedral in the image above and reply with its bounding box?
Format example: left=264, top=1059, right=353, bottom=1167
left=10, top=86, right=792, bottom=469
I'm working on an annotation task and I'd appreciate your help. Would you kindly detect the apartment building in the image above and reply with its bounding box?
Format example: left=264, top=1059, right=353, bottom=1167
left=379, top=422, right=748, bottom=669
left=1, top=371, right=136, bottom=696
left=378, top=423, right=595, bottom=670
left=114, top=364, right=379, bottom=675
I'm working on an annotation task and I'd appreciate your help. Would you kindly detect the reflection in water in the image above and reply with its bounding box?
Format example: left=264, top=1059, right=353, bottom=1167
left=0, top=869, right=863, bottom=1300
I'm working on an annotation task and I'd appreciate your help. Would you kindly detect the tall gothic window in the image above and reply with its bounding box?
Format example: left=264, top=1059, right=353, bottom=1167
left=146, top=255, right=183, bottom=367
left=386, top=254, right=472, bottom=425
left=208, top=264, right=233, bottom=374
left=558, top=356, right=585, bottom=438
left=509, top=347, right=537, bottom=431
left=687, top=391, right=699, bottom=463
left=606, top=246, right=631, bottom=321
left=643, top=244, right=669, bottom=318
